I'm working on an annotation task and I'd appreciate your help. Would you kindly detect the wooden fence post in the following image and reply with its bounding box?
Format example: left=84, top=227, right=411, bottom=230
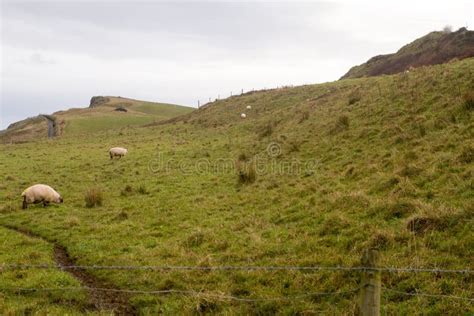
left=358, top=248, right=381, bottom=316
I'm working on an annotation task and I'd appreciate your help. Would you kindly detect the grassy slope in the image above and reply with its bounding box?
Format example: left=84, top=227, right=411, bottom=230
left=60, top=97, right=194, bottom=135
left=341, top=28, right=474, bottom=79
left=1, top=97, right=194, bottom=141
left=0, top=58, right=473, bottom=314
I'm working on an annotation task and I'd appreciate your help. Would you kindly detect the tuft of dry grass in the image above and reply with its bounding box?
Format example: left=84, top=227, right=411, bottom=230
left=84, top=187, right=103, bottom=208
left=258, top=121, right=275, bottom=139
left=462, top=91, right=474, bottom=111
left=348, top=89, right=361, bottom=105
left=64, top=216, right=80, bottom=228
left=236, top=161, right=256, bottom=184
left=137, top=185, right=149, bottom=195
left=330, top=115, right=350, bottom=134
left=458, top=145, right=473, bottom=164
left=121, top=184, right=133, bottom=196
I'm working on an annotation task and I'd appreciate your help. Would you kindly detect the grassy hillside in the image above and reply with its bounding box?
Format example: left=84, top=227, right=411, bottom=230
left=0, top=58, right=473, bottom=314
left=0, top=96, right=193, bottom=142
left=341, top=27, right=474, bottom=79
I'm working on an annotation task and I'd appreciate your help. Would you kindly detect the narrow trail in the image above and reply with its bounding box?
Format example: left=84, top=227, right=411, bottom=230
left=40, top=115, right=56, bottom=138
left=1, top=224, right=137, bottom=315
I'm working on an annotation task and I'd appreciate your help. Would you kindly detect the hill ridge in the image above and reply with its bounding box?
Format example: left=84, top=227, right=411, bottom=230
left=341, top=27, right=474, bottom=79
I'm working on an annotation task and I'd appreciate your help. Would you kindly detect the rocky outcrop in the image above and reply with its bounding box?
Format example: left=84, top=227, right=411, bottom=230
left=341, top=27, right=474, bottom=79
left=89, top=96, right=110, bottom=108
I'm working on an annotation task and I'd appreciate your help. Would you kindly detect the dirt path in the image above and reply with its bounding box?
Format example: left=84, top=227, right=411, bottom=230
left=1, top=224, right=137, bottom=315
left=40, top=115, right=56, bottom=138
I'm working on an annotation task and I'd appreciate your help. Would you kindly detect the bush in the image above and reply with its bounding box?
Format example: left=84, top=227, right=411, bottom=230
left=84, top=187, right=103, bottom=208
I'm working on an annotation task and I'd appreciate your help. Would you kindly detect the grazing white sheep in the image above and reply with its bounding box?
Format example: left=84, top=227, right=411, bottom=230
left=241, top=113, right=247, bottom=118
left=21, top=184, right=63, bottom=209
left=246, top=105, right=252, bottom=109
left=109, top=147, right=128, bottom=159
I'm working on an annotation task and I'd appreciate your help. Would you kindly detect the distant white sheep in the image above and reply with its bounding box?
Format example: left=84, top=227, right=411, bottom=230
left=240, top=113, right=247, bottom=118
left=21, top=184, right=63, bottom=209
left=109, top=147, right=128, bottom=159
left=246, top=105, right=252, bottom=109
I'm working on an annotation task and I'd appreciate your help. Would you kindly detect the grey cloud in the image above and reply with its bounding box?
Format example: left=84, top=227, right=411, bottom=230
left=3, top=2, right=360, bottom=61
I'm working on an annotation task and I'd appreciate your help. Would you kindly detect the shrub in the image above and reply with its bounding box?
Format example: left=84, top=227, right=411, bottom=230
left=84, top=187, right=103, bottom=208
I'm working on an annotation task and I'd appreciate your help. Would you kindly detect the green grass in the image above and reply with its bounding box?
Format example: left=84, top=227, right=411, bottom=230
left=0, top=227, right=92, bottom=314
left=0, top=58, right=472, bottom=314
left=1, top=97, right=194, bottom=142
left=65, top=115, right=156, bottom=135
left=133, top=102, right=193, bottom=117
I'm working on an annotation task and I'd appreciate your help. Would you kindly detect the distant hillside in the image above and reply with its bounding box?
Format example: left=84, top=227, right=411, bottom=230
left=0, top=96, right=193, bottom=143
left=341, top=27, right=474, bottom=79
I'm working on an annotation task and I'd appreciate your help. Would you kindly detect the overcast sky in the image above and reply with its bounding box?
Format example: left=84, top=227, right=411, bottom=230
left=1, top=0, right=472, bottom=129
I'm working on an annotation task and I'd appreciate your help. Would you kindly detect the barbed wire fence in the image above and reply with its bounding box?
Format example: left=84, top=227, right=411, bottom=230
left=1, top=264, right=472, bottom=274
left=1, top=249, right=473, bottom=313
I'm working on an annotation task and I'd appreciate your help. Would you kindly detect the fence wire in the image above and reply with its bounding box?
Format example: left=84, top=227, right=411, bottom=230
left=1, top=264, right=472, bottom=274
left=0, top=286, right=361, bottom=302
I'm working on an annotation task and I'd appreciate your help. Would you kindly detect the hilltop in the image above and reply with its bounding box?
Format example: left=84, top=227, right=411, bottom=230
left=0, top=57, right=472, bottom=314
left=0, top=96, right=193, bottom=143
left=341, top=27, right=474, bottom=79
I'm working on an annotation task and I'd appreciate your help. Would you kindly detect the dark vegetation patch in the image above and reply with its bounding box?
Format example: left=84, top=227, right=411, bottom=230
left=236, top=161, right=256, bottom=184
left=84, top=187, right=103, bottom=208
